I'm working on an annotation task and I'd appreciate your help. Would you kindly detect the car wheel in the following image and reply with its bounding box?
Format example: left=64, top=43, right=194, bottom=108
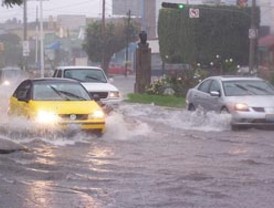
left=231, top=124, right=240, bottom=131
left=92, top=129, right=104, bottom=137
left=188, top=104, right=196, bottom=111
left=231, top=124, right=250, bottom=131
left=220, top=107, right=229, bottom=114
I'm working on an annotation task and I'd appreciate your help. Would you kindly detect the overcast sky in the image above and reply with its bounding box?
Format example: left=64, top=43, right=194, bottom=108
left=0, top=0, right=112, bottom=23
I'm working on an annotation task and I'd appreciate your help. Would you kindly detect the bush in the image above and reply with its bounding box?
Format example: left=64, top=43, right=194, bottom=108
left=146, top=69, right=208, bottom=96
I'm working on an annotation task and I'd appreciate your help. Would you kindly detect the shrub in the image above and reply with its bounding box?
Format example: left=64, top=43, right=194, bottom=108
left=146, top=69, right=208, bottom=96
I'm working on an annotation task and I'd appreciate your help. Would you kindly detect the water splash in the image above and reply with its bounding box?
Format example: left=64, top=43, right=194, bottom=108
left=102, top=111, right=152, bottom=141
left=118, top=103, right=232, bottom=132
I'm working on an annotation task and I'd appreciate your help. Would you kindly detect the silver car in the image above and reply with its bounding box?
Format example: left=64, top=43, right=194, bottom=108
left=186, top=76, right=274, bottom=129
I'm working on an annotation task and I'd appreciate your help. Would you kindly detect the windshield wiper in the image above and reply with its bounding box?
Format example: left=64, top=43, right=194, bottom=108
left=234, top=84, right=254, bottom=95
left=247, top=84, right=274, bottom=94
left=57, top=90, right=87, bottom=100
left=50, top=85, right=70, bottom=100
left=85, top=75, right=103, bottom=82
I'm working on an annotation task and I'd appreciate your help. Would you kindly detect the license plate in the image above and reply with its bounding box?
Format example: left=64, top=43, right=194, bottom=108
left=265, top=114, right=274, bottom=122
left=67, top=123, right=80, bottom=130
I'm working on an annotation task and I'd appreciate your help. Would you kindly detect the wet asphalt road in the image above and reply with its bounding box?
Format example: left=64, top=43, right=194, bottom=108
left=0, top=75, right=274, bottom=208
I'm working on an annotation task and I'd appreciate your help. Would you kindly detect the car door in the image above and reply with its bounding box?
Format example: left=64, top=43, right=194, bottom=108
left=194, top=79, right=213, bottom=110
left=9, top=80, right=32, bottom=117
left=206, top=80, right=222, bottom=111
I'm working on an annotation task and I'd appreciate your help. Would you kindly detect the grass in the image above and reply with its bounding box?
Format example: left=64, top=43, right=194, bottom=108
left=125, top=93, right=186, bottom=108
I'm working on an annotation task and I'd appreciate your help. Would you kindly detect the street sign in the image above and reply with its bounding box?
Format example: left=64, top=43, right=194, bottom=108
left=23, top=40, right=30, bottom=57
left=189, top=8, right=199, bottom=18
left=248, top=28, right=258, bottom=39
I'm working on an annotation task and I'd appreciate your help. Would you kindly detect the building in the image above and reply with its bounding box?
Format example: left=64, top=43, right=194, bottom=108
left=112, top=0, right=156, bottom=39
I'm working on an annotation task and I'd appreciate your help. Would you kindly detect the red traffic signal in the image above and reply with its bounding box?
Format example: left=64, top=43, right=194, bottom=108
left=162, top=2, right=185, bottom=9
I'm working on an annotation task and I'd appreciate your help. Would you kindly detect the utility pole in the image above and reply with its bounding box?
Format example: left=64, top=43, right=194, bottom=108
left=141, top=0, right=145, bottom=31
left=249, top=0, right=257, bottom=74
left=101, top=0, right=106, bottom=74
left=23, top=0, right=28, bottom=71
left=40, top=0, right=45, bottom=77
left=125, top=9, right=131, bottom=77
left=35, top=6, right=39, bottom=67
left=23, top=0, right=27, bottom=43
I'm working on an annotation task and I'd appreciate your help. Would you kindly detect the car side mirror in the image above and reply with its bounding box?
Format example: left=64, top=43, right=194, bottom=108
left=17, top=96, right=29, bottom=102
left=93, top=94, right=101, bottom=102
left=108, top=77, right=114, bottom=83
left=210, top=91, right=220, bottom=97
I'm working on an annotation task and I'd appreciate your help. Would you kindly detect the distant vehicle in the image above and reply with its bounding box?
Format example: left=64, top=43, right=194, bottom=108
left=52, top=66, right=121, bottom=106
left=108, top=64, right=133, bottom=75
left=0, top=66, right=26, bottom=86
left=8, top=78, right=106, bottom=135
left=186, top=75, right=274, bottom=130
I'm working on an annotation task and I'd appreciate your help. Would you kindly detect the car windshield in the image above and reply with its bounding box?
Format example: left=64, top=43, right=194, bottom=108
left=63, top=69, right=107, bottom=83
left=223, top=80, right=274, bottom=96
left=33, top=82, right=91, bottom=101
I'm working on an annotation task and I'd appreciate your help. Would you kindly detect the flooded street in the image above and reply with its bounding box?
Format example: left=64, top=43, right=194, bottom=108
left=1, top=76, right=274, bottom=208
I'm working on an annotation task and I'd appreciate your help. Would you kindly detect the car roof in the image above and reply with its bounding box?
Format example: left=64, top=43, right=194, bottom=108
left=27, top=77, right=80, bottom=83
left=1, top=66, right=21, bottom=71
left=207, top=75, right=264, bottom=82
left=56, top=66, right=103, bottom=71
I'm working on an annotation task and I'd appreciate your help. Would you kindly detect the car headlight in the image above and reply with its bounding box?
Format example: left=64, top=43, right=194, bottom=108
left=109, top=91, right=120, bottom=98
left=89, top=110, right=105, bottom=119
left=3, top=80, right=10, bottom=86
left=234, top=103, right=249, bottom=111
left=36, top=110, right=59, bottom=124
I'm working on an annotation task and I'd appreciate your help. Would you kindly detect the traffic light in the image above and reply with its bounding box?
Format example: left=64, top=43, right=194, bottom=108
left=162, top=2, right=185, bottom=10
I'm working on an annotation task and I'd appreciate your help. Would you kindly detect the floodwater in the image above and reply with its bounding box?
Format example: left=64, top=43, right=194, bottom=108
left=1, top=78, right=274, bottom=208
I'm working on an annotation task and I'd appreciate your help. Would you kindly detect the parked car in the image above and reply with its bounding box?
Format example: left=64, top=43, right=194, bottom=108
left=8, top=78, right=106, bottom=134
left=0, top=66, right=26, bottom=87
left=186, top=75, right=274, bottom=129
left=52, top=66, right=121, bottom=106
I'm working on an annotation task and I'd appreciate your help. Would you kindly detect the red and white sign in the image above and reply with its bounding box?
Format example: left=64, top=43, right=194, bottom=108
left=189, top=8, right=199, bottom=18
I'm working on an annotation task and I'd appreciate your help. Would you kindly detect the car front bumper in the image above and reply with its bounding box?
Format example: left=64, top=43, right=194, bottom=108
left=231, top=111, right=274, bottom=126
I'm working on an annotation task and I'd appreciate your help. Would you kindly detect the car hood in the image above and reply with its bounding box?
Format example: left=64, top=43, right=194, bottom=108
left=226, top=95, right=274, bottom=107
left=29, top=100, right=102, bottom=114
left=81, top=82, right=119, bottom=92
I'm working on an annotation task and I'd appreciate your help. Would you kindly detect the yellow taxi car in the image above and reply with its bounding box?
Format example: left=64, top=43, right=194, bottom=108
left=8, top=78, right=106, bottom=134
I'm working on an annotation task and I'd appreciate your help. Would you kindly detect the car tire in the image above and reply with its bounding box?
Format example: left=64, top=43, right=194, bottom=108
left=231, top=124, right=240, bottom=131
left=188, top=104, right=196, bottom=111
left=93, top=129, right=104, bottom=137
left=220, top=107, right=229, bottom=114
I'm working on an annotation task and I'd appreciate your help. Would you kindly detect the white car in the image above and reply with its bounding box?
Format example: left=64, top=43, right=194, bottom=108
left=52, top=66, right=121, bottom=105
left=0, top=66, right=26, bottom=87
left=186, top=75, right=274, bottom=130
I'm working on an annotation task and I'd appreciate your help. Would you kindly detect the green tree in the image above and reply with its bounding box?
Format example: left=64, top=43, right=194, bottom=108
left=158, top=5, right=260, bottom=70
left=83, top=19, right=139, bottom=74
left=0, top=33, right=22, bottom=67
left=2, top=0, right=23, bottom=6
